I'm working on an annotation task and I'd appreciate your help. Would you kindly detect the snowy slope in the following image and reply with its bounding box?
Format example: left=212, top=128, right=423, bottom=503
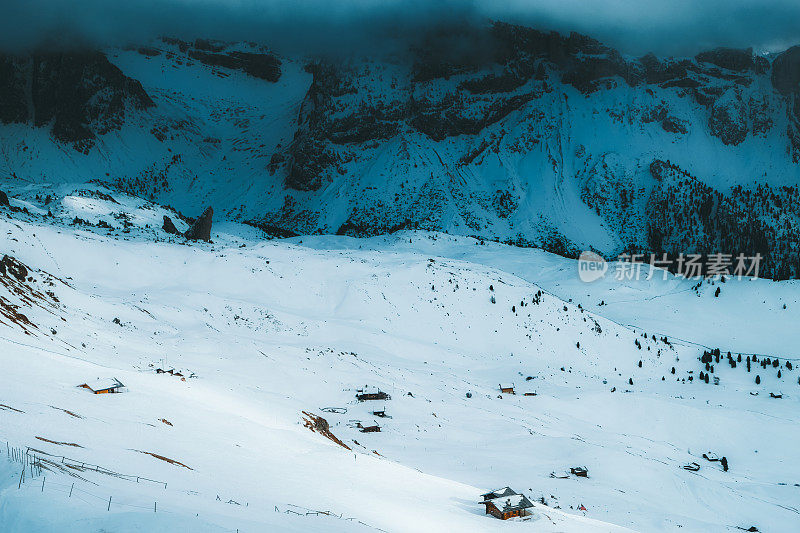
left=1, top=191, right=799, bottom=532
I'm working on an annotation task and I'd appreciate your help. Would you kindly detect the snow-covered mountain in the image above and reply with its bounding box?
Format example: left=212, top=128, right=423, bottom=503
left=0, top=184, right=798, bottom=532
left=2, top=22, right=800, bottom=276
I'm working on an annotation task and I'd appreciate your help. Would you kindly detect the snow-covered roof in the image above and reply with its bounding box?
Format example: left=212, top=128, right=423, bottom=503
left=485, top=493, right=534, bottom=512
left=481, top=487, right=517, bottom=498
left=82, top=377, right=123, bottom=390
left=499, top=383, right=514, bottom=388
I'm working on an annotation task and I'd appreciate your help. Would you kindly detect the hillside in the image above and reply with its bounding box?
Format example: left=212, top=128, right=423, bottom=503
left=0, top=185, right=799, bottom=532
left=1, top=23, right=800, bottom=277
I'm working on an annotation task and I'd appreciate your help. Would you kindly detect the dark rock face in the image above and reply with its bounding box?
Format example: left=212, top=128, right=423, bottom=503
left=772, top=46, right=800, bottom=95
left=32, top=52, right=154, bottom=146
left=695, top=47, right=755, bottom=72
left=410, top=92, right=534, bottom=141
left=662, top=116, right=688, bottom=134
left=0, top=190, right=9, bottom=207
left=708, top=101, right=748, bottom=145
left=187, top=50, right=281, bottom=81
left=0, top=51, right=154, bottom=149
left=0, top=255, right=28, bottom=282
left=184, top=207, right=213, bottom=241
left=0, top=57, right=28, bottom=124
left=162, top=215, right=181, bottom=235
left=284, top=22, right=800, bottom=193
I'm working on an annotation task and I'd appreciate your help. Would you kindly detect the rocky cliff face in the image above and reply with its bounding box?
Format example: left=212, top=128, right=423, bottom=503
left=0, top=51, right=153, bottom=151
left=2, top=23, right=800, bottom=278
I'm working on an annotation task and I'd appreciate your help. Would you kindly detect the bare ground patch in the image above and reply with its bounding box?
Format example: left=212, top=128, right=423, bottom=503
left=134, top=450, right=192, bottom=470
left=51, top=406, right=83, bottom=418
left=35, top=436, right=83, bottom=447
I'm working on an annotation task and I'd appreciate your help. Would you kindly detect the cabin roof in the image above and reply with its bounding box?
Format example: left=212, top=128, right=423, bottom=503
left=481, top=486, right=517, bottom=498
left=82, top=377, right=124, bottom=390
left=499, top=383, right=514, bottom=389
left=484, top=494, right=534, bottom=512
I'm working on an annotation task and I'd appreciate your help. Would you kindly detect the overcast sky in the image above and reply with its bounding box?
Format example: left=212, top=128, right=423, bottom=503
left=1, top=0, right=799, bottom=56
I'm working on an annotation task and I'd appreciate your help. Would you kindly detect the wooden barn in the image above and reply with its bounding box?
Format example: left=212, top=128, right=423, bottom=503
left=78, top=378, right=125, bottom=394
left=481, top=493, right=534, bottom=520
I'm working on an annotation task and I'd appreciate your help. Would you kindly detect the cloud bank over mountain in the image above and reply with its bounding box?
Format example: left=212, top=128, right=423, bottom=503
left=2, top=0, right=800, bottom=56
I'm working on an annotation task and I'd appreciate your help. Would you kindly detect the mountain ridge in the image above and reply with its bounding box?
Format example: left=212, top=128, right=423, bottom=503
left=1, top=21, right=800, bottom=277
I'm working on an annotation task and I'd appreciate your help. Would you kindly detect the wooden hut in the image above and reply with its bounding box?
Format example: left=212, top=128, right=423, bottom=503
left=499, top=383, right=515, bottom=394
left=356, top=390, right=390, bottom=401
left=570, top=466, right=589, bottom=477
left=78, top=378, right=124, bottom=394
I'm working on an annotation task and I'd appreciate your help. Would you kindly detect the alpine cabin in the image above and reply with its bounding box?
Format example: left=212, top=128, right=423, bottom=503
left=78, top=378, right=125, bottom=394
left=499, top=383, right=515, bottom=394
left=481, top=493, right=534, bottom=520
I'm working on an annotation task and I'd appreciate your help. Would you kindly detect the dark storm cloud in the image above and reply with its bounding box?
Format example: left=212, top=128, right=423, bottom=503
left=481, top=0, right=800, bottom=56
left=1, top=0, right=800, bottom=56
left=0, top=0, right=478, bottom=54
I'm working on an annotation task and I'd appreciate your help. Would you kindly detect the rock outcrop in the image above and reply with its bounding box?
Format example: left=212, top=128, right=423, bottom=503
left=0, top=255, right=28, bottom=282
left=0, top=190, right=9, bottom=207
left=184, top=207, right=213, bottom=242
left=162, top=215, right=181, bottom=235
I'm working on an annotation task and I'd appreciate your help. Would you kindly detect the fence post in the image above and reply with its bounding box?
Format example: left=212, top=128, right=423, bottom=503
left=154, top=502, right=157, bottom=513
left=107, top=496, right=112, bottom=511
left=41, top=477, right=45, bottom=492
left=18, top=467, right=24, bottom=489
left=69, top=483, right=74, bottom=497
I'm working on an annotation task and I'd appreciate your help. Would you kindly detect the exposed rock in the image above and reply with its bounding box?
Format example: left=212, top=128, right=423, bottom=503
left=410, top=93, right=534, bottom=141
left=0, top=190, right=9, bottom=207
left=561, top=53, right=639, bottom=94
left=184, top=207, right=213, bottom=242
left=188, top=50, right=281, bottom=82
left=0, top=255, right=28, bottom=282
left=708, top=100, right=748, bottom=145
left=0, top=51, right=154, bottom=149
left=459, top=71, right=527, bottom=94
left=772, top=46, right=800, bottom=95
left=662, top=116, right=688, bottom=134
left=0, top=56, right=28, bottom=124
left=695, top=47, right=755, bottom=72
left=162, top=215, right=181, bottom=235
